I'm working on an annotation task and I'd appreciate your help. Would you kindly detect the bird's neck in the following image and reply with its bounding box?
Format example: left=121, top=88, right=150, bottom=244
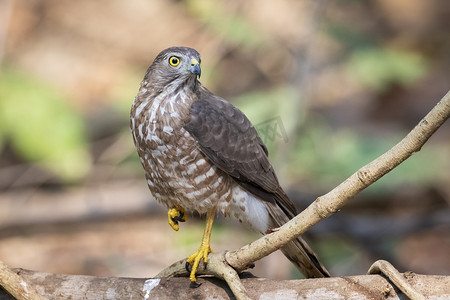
left=132, top=79, right=200, bottom=136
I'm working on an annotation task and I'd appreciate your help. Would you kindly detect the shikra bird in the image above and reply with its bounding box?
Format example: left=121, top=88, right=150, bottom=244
left=130, top=46, right=330, bottom=285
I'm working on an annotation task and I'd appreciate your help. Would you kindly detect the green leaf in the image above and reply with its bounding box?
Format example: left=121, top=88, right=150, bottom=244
left=347, top=47, right=428, bottom=91
left=0, top=67, right=91, bottom=181
left=291, top=117, right=446, bottom=192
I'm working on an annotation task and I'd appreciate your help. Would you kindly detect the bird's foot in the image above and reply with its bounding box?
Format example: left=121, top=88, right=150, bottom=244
left=168, top=206, right=187, bottom=231
left=186, top=244, right=213, bottom=284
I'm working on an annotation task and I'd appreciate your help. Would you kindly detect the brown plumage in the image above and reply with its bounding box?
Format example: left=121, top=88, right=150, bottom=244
left=130, top=46, right=329, bottom=281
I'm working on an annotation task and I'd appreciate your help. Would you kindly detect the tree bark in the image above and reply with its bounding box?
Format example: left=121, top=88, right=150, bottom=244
left=0, top=269, right=448, bottom=300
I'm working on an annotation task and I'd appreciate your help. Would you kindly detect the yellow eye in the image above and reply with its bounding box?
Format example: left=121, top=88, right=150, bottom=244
left=169, top=56, right=180, bottom=66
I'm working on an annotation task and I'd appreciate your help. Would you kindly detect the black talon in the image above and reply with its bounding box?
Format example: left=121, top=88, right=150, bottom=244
left=180, top=211, right=186, bottom=221
left=172, top=211, right=185, bottom=223
left=185, top=261, right=192, bottom=272
left=248, top=263, right=255, bottom=269
left=173, top=215, right=185, bottom=223
left=190, top=281, right=202, bottom=288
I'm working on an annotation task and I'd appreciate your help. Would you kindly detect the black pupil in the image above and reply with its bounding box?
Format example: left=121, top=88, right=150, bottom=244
left=171, top=58, right=178, bottom=64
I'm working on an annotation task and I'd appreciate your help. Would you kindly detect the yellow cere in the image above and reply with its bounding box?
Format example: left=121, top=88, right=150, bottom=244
left=191, top=58, right=200, bottom=66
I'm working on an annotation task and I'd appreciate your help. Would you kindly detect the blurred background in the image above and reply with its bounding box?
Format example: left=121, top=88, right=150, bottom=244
left=0, top=0, right=449, bottom=280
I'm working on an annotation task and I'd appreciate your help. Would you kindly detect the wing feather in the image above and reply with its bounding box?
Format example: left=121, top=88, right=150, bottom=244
left=184, top=85, right=297, bottom=217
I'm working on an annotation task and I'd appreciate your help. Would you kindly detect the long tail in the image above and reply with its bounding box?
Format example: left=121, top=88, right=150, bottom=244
left=266, top=203, right=330, bottom=278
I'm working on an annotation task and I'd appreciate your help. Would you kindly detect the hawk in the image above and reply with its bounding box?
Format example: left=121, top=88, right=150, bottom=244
left=130, top=47, right=329, bottom=285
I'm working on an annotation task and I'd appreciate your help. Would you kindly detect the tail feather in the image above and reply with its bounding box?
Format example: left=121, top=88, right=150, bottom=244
left=280, top=236, right=330, bottom=278
left=266, top=203, right=330, bottom=278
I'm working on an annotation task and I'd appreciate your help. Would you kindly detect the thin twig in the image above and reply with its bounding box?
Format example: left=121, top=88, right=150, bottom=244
left=208, top=252, right=250, bottom=300
left=368, top=260, right=426, bottom=300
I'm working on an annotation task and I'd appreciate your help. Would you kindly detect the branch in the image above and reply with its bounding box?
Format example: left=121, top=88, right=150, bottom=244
left=159, top=90, right=450, bottom=284
left=227, top=90, right=450, bottom=268
left=1, top=269, right=449, bottom=299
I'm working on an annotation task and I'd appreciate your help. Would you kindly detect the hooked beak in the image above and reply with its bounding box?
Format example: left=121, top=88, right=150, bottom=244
left=189, top=58, right=201, bottom=78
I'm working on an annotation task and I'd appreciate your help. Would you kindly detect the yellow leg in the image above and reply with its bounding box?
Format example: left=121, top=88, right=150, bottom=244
left=186, top=207, right=216, bottom=283
left=168, top=206, right=187, bottom=231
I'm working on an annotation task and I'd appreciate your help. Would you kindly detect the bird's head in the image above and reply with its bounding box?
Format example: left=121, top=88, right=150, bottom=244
left=144, top=47, right=202, bottom=92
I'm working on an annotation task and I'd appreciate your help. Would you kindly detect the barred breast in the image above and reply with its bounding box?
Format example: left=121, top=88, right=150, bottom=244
left=130, top=86, right=233, bottom=214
